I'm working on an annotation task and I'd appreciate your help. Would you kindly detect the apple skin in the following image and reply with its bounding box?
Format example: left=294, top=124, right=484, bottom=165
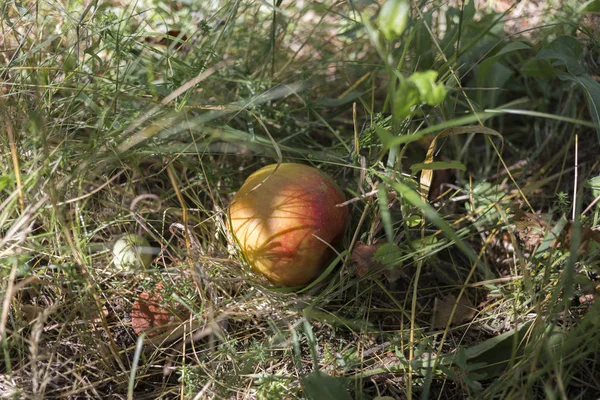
left=229, top=163, right=348, bottom=286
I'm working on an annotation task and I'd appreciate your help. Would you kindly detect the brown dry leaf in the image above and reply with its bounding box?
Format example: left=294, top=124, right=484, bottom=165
left=562, top=222, right=600, bottom=253
left=144, top=30, right=189, bottom=49
left=513, top=208, right=600, bottom=253
left=578, top=294, right=595, bottom=305
left=513, top=209, right=549, bottom=250
left=20, top=304, right=45, bottom=323
left=351, top=242, right=405, bottom=282
left=131, top=282, right=189, bottom=339
left=351, top=242, right=385, bottom=279
left=433, top=294, right=476, bottom=329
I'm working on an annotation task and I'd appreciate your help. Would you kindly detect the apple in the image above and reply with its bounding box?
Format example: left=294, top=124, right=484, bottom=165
left=228, top=163, right=348, bottom=286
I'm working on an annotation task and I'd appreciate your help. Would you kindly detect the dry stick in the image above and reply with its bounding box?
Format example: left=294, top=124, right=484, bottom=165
left=353, top=102, right=359, bottom=160
left=572, top=134, right=578, bottom=221
left=129, top=193, right=161, bottom=237
left=57, top=170, right=126, bottom=205
left=582, top=194, right=600, bottom=216
left=0, top=195, right=49, bottom=257
left=166, top=165, right=190, bottom=249
left=0, top=263, right=18, bottom=352
left=5, top=115, right=25, bottom=212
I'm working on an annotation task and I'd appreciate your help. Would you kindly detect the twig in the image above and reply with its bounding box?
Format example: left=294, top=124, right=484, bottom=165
left=572, top=134, right=578, bottom=221
left=57, top=170, right=126, bottom=205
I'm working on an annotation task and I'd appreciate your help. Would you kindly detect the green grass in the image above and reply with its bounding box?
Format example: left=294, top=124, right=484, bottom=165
left=2, top=0, right=600, bottom=399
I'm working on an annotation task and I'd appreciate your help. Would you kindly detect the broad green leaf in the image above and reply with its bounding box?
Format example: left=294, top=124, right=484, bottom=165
left=533, top=36, right=600, bottom=140
left=534, top=215, right=568, bottom=258
left=409, top=70, right=446, bottom=106
left=580, top=0, right=600, bottom=12
left=494, top=41, right=531, bottom=58
left=301, top=371, right=351, bottom=400
left=375, top=126, right=395, bottom=147
left=414, top=11, right=434, bottom=68
left=586, top=175, right=600, bottom=200
left=520, top=58, right=555, bottom=78
left=537, top=36, right=584, bottom=75
left=0, top=176, right=12, bottom=192
left=554, top=72, right=600, bottom=140
left=463, top=321, right=532, bottom=360
left=479, top=41, right=530, bottom=84
left=373, top=242, right=403, bottom=268
left=478, top=62, right=513, bottom=107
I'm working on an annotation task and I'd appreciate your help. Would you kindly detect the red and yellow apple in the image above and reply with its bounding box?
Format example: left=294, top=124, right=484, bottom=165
left=228, top=163, right=348, bottom=286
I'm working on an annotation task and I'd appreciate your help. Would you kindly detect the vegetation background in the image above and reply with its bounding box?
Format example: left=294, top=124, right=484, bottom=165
left=1, top=0, right=600, bottom=398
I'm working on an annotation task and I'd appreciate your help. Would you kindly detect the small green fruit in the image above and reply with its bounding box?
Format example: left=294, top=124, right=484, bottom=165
left=112, top=234, right=153, bottom=270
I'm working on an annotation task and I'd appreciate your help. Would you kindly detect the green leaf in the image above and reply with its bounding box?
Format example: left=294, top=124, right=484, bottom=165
left=414, top=12, right=434, bottom=68
left=373, top=242, right=403, bottom=268
left=464, top=322, right=532, bottom=360
left=301, top=371, right=351, bottom=400
left=479, top=41, right=530, bottom=83
left=393, top=76, right=420, bottom=120
left=378, top=0, right=410, bottom=41
left=534, top=215, right=568, bottom=258
left=537, top=36, right=584, bottom=75
left=410, top=160, right=466, bottom=175
left=375, top=126, right=395, bottom=147
left=580, top=0, right=600, bottom=12
left=555, top=72, right=600, bottom=140
left=0, top=175, right=12, bottom=192
left=586, top=175, right=600, bottom=200
left=520, top=58, right=555, bottom=78
left=526, top=35, right=600, bottom=141
left=408, top=70, right=446, bottom=106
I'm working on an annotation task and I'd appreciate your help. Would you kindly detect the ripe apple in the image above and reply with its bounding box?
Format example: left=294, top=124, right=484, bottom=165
left=228, top=163, right=348, bottom=286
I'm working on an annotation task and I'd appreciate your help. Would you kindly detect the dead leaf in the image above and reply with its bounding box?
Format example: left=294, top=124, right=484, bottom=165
left=131, top=282, right=189, bottom=339
left=562, top=222, right=600, bottom=253
left=579, top=294, right=595, bottom=305
left=351, top=243, right=385, bottom=278
left=513, top=209, right=549, bottom=250
left=21, top=304, right=45, bottom=323
left=144, top=30, right=189, bottom=49
left=513, top=208, right=600, bottom=253
left=433, top=294, right=476, bottom=329
left=351, top=242, right=405, bottom=282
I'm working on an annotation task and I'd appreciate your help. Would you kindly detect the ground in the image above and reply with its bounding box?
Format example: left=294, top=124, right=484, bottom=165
left=1, top=0, right=600, bottom=399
